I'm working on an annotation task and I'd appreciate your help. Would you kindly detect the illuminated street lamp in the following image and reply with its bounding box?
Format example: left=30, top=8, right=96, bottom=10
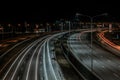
left=18, top=23, right=21, bottom=26
left=8, top=24, right=11, bottom=32
left=76, top=13, right=108, bottom=71
left=35, top=24, right=39, bottom=33
left=8, top=24, right=14, bottom=38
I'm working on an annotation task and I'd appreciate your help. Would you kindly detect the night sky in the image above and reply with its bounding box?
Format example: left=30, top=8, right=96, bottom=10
left=0, top=1, right=119, bottom=24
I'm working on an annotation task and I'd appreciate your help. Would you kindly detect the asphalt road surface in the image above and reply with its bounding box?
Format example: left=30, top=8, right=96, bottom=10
left=1, top=35, right=48, bottom=80
left=1, top=32, right=66, bottom=80
left=68, top=31, right=120, bottom=80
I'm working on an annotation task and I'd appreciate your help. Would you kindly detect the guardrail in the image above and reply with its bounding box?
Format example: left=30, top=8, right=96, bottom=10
left=42, top=33, right=65, bottom=80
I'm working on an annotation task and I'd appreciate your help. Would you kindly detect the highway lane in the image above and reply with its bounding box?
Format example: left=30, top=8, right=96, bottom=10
left=1, top=32, right=66, bottom=80
left=0, top=37, right=37, bottom=79
left=2, top=35, right=49, bottom=80
left=21, top=39, right=45, bottom=80
left=0, top=31, right=79, bottom=80
left=68, top=31, right=120, bottom=80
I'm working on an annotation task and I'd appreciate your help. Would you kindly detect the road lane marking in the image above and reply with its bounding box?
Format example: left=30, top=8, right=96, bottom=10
left=10, top=42, right=37, bottom=80
left=2, top=42, right=34, bottom=80
left=43, top=42, right=48, bottom=80
left=3, top=39, right=39, bottom=80
left=35, top=42, right=45, bottom=80
left=26, top=43, right=40, bottom=80
left=113, top=73, right=120, bottom=78
left=25, top=36, right=48, bottom=80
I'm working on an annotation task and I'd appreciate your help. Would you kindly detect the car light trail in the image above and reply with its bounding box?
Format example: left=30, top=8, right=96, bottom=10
left=98, top=30, right=120, bottom=51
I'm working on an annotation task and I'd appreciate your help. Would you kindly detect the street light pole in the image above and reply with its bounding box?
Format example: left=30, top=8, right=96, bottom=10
left=61, top=22, right=63, bottom=32
left=67, top=21, right=71, bottom=37
left=76, top=13, right=107, bottom=71
left=66, top=21, right=71, bottom=35
left=90, top=17, right=93, bottom=71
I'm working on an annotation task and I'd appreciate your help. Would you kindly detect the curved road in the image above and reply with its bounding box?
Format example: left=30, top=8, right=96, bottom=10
left=68, top=30, right=120, bottom=80
left=2, top=36, right=48, bottom=80
left=1, top=32, right=65, bottom=80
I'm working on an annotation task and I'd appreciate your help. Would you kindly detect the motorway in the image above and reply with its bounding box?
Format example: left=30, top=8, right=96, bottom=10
left=0, top=32, right=65, bottom=80
left=68, top=30, right=120, bottom=80
left=1, top=35, right=48, bottom=80
left=0, top=35, right=39, bottom=78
